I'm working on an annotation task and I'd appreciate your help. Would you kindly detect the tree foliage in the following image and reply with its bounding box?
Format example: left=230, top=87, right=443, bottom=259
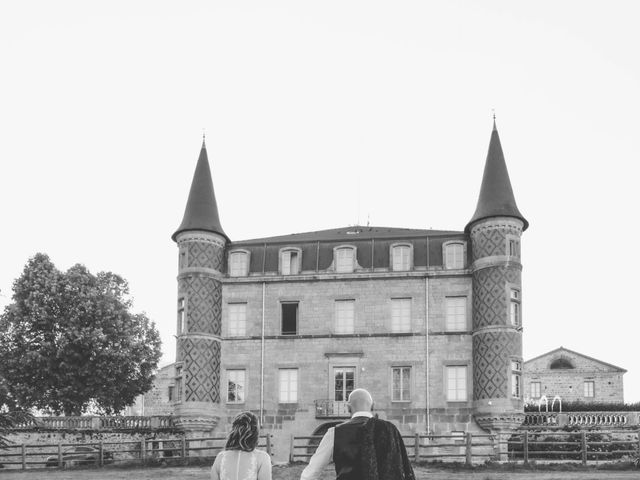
left=0, top=253, right=162, bottom=415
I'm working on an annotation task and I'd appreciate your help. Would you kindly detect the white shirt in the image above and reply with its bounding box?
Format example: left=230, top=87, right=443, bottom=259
left=300, top=412, right=373, bottom=480
left=211, top=449, right=272, bottom=480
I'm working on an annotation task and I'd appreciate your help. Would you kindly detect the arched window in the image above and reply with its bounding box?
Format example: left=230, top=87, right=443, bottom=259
left=550, top=358, right=574, bottom=369
left=335, top=247, right=356, bottom=273
left=444, top=242, right=465, bottom=269
left=391, top=244, right=412, bottom=271
left=228, top=251, right=249, bottom=277
left=280, top=248, right=301, bottom=275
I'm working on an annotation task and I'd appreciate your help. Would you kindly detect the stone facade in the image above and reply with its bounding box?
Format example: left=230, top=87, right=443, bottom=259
left=523, top=347, right=626, bottom=404
left=162, top=125, right=530, bottom=462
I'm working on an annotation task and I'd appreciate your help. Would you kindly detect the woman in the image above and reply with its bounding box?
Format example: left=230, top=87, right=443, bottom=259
left=211, top=411, right=272, bottom=480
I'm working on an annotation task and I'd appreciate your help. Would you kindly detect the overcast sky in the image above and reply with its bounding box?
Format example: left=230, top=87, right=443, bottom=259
left=1, top=1, right=639, bottom=402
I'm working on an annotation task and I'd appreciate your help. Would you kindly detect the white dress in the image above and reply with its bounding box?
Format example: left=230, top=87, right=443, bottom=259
left=211, top=449, right=272, bottom=480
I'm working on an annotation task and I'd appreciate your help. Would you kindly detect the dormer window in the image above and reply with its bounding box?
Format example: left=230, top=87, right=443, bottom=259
left=444, top=242, right=465, bottom=269
left=335, top=247, right=355, bottom=273
left=228, top=251, right=249, bottom=277
left=391, top=244, right=411, bottom=271
left=280, top=248, right=301, bottom=275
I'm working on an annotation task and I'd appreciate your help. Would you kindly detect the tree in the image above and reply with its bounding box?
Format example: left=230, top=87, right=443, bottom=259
left=0, top=253, right=162, bottom=415
left=0, top=411, right=34, bottom=448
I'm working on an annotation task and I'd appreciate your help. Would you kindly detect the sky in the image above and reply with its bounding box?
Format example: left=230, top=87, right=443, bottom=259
left=1, top=1, right=639, bottom=402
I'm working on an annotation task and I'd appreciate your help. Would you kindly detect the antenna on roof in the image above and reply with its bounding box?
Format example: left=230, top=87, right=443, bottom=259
left=366, top=213, right=370, bottom=227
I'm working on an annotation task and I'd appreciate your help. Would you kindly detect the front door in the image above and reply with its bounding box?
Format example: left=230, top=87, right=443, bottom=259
left=333, top=367, right=356, bottom=402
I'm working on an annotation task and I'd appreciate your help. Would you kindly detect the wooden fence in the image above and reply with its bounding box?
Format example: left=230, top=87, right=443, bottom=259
left=289, top=433, right=496, bottom=464
left=291, top=430, right=640, bottom=465
left=0, top=435, right=272, bottom=470
left=507, top=430, right=640, bottom=464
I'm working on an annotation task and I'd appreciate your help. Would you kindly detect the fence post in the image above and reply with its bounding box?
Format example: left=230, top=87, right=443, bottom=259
left=581, top=431, right=587, bottom=465
left=414, top=433, right=420, bottom=463
left=21, top=444, right=26, bottom=470
left=523, top=431, right=529, bottom=465
left=465, top=432, right=472, bottom=466
left=265, top=435, right=272, bottom=456
left=58, top=442, right=62, bottom=467
left=289, top=435, right=295, bottom=463
left=141, top=438, right=146, bottom=465
left=99, top=441, right=104, bottom=467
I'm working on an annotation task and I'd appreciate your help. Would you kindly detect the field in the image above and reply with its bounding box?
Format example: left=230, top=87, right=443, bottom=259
left=2, top=463, right=640, bottom=480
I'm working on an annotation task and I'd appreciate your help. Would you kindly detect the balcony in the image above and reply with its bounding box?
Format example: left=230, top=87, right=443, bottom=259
left=314, top=399, right=350, bottom=419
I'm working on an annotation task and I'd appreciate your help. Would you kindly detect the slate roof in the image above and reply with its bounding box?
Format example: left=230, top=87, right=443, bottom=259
left=466, top=122, right=528, bottom=232
left=525, top=347, right=627, bottom=373
left=232, top=226, right=463, bottom=246
left=172, top=141, right=228, bottom=241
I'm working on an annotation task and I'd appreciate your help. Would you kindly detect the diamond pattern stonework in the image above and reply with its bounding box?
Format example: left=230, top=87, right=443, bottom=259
left=473, top=330, right=522, bottom=400
left=472, top=266, right=520, bottom=329
left=472, top=225, right=521, bottom=260
left=180, top=276, right=222, bottom=335
left=180, top=337, right=221, bottom=403
left=187, top=241, right=224, bottom=270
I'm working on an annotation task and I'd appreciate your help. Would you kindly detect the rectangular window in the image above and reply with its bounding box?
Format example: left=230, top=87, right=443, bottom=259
left=168, top=386, right=174, bottom=401
left=179, top=249, right=187, bottom=269
left=175, top=366, right=182, bottom=401
left=445, top=243, right=464, bottom=269
left=446, top=366, right=467, bottom=401
left=509, top=239, right=520, bottom=257
left=228, top=303, right=247, bottom=337
left=511, top=360, right=522, bottom=398
left=281, top=250, right=299, bottom=275
left=281, top=302, right=299, bottom=335
left=530, top=382, right=541, bottom=399
left=177, top=298, right=185, bottom=334
left=279, top=368, right=298, bottom=403
left=584, top=381, right=595, bottom=398
left=335, top=300, right=355, bottom=334
left=334, top=367, right=355, bottom=401
left=392, top=366, right=411, bottom=401
left=445, top=297, right=467, bottom=331
left=227, top=369, right=246, bottom=403
left=392, top=246, right=410, bottom=271
left=391, top=298, right=411, bottom=333
left=510, top=289, right=521, bottom=326
left=336, top=248, right=354, bottom=273
left=229, top=252, right=248, bottom=277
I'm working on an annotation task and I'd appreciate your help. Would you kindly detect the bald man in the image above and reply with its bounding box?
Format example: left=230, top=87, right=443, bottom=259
left=300, top=389, right=414, bottom=480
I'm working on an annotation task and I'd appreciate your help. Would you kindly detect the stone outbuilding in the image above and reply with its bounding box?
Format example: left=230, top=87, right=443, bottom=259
left=523, top=347, right=626, bottom=404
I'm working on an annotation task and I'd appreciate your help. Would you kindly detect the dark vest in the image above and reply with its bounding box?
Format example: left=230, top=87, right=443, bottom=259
left=333, top=416, right=369, bottom=480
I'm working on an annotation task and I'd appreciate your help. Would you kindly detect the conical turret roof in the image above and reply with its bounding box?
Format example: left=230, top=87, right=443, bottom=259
left=465, top=122, right=528, bottom=232
left=172, top=141, right=228, bottom=242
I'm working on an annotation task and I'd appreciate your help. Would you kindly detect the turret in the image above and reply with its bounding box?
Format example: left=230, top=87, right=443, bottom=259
left=468, top=121, right=528, bottom=441
left=172, top=139, right=227, bottom=432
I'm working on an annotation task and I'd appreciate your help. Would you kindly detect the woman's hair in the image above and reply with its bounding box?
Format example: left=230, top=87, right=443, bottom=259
left=225, top=411, right=260, bottom=452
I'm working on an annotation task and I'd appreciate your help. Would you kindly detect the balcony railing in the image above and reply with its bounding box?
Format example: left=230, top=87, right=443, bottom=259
left=522, top=411, right=639, bottom=429
left=314, top=400, right=350, bottom=418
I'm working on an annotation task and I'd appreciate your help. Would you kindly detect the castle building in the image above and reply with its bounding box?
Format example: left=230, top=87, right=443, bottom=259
left=168, top=122, right=528, bottom=460
left=523, top=347, right=626, bottom=404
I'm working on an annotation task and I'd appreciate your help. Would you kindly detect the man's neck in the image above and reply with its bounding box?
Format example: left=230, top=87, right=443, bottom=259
left=351, top=411, right=373, bottom=418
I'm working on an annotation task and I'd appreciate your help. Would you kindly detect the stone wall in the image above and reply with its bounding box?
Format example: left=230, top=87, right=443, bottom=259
left=523, top=349, right=625, bottom=404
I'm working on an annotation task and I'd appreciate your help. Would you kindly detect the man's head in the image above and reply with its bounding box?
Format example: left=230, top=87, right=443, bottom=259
left=347, top=388, right=374, bottom=413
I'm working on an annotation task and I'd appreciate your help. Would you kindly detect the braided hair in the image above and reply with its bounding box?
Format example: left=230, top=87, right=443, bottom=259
left=225, top=411, right=260, bottom=452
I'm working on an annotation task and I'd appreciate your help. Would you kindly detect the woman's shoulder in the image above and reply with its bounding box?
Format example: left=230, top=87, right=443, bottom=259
left=252, top=449, right=271, bottom=461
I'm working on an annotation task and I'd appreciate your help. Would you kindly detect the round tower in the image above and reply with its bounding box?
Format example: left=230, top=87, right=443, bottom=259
left=466, top=121, right=528, bottom=437
left=172, top=140, right=228, bottom=432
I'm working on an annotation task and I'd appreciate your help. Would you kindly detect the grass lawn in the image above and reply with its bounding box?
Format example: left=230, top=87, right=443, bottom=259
left=1, top=463, right=640, bottom=480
